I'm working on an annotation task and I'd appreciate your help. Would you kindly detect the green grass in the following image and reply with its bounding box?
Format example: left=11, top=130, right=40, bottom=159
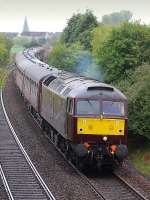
left=129, top=149, right=150, bottom=176
left=128, top=134, right=150, bottom=176
left=0, top=68, right=9, bottom=88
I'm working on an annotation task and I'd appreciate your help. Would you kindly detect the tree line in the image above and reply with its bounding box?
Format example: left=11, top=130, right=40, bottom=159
left=48, top=10, right=150, bottom=140
left=0, top=33, right=12, bottom=66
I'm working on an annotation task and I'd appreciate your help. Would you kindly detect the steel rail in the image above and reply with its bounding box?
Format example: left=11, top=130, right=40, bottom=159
left=51, top=138, right=149, bottom=200
left=29, top=112, right=106, bottom=200
left=113, top=172, right=149, bottom=200
left=1, top=89, right=56, bottom=200
left=0, top=164, right=14, bottom=200
left=44, top=135, right=106, bottom=200
left=45, top=129, right=148, bottom=200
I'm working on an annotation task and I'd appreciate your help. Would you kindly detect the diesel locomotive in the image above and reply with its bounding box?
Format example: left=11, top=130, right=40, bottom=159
left=15, top=48, right=128, bottom=170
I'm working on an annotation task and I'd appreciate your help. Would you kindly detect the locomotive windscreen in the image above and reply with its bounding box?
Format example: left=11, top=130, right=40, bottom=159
left=102, top=101, right=125, bottom=116
left=77, top=100, right=100, bottom=115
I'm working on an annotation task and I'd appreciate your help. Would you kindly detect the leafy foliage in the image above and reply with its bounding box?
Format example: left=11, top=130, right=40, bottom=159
left=91, top=21, right=150, bottom=140
left=10, top=36, right=40, bottom=61
left=63, top=10, right=98, bottom=49
left=117, top=65, right=150, bottom=139
left=0, top=33, right=12, bottom=66
left=12, top=36, right=38, bottom=48
left=102, top=10, right=132, bottom=26
left=0, top=68, right=9, bottom=87
left=48, top=41, right=81, bottom=70
left=0, top=47, right=9, bottom=65
left=91, top=25, right=112, bottom=59
left=96, top=22, right=150, bottom=82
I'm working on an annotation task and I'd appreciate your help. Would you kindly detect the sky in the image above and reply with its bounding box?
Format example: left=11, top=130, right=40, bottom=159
left=0, top=0, right=149, bottom=32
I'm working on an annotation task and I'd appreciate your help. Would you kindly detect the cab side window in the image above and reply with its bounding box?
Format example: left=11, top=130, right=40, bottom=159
left=67, top=98, right=74, bottom=114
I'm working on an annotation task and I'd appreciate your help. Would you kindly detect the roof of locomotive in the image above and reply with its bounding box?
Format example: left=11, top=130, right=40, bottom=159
left=15, top=49, right=59, bottom=83
left=47, top=70, right=127, bottom=100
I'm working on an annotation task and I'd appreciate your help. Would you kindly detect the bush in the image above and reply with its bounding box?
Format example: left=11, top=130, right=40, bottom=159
left=91, top=25, right=112, bottom=60
left=0, top=33, right=12, bottom=66
left=48, top=41, right=80, bottom=70
left=102, top=10, right=132, bottom=26
left=96, top=22, right=150, bottom=83
left=63, top=10, right=98, bottom=50
left=0, top=46, right=9, bottom=66
left=117, top=65, right=150, bottom=139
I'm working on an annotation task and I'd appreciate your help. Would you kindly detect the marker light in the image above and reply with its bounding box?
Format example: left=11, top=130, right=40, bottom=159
left=110, top=145, right=117, bottom=153
left=102, top=136, right=108, bottom=141
left=84, top=142, right=91, bottom=149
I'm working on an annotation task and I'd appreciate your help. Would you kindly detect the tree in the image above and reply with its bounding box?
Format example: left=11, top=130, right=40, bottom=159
left=91, top=25, right=112, bottom=59
left=102, top=10, right=132, bottom=26
left=0, top=33, right=12, bottom=50
left=0, top=33, right=12, bottom=66
left=13, top=36, right=32, bottom=48
left=117, top=65, right=150, bottom=139
left=97, top=22, right=150, bottom=82
left=48, top=41, right=79, bottom=70
left=63, top=10, right=98, bottom=49
left=0, top=46, right=9, bottom=65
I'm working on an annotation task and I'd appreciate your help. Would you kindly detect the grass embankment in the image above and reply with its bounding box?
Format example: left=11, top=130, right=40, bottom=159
left=0, top=68, right=9, bottom=88
left=128, top=135, right=150, bottom=176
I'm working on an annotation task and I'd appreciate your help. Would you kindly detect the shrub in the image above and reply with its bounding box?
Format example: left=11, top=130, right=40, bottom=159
left=117, top=65, right=150, bottom=139
left=48, top=42, right=80, bottom=70
left=96, top=22, right=150, bottom=82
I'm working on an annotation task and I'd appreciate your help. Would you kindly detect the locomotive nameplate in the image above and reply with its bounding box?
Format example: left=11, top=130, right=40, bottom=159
left=77, top=118, right=125, bottom=135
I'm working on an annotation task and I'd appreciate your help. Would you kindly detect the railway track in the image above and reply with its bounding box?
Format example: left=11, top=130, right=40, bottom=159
left=85, top=172, right=149, bottom=200
left=44, top=128, right=149, bottom=200
left=0, top=89, right=55, bottom=200
left=2, top=70, right=149, bottom=200
left=28, top=102, right=149, bottom=200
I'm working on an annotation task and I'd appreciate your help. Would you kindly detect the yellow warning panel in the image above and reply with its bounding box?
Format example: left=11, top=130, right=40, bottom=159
left=77, top=118, right=125, bottom=135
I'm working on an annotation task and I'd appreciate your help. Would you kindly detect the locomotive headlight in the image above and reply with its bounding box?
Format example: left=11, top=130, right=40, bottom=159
left=102, top=136, right=108, bottom=141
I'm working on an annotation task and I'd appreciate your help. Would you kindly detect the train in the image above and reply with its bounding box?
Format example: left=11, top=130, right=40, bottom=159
left=14, top=47, right=128, bottom=171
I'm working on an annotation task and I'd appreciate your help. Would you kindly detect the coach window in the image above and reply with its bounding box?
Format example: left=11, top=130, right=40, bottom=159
left=67, top=98, right=74, bottom=115
left=102, top=101, right=124, bottom=116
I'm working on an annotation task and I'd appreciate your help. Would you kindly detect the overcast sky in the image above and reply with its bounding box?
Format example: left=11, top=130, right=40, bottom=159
left=0, top=0, right=149, bottom=32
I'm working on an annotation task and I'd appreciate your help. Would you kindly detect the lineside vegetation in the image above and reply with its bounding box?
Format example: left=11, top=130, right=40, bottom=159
left=0, top=33, right=12, bottom=67
left=0, top=33, right=11, bottom=87
left=0, top=68, right=9, bottom=88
